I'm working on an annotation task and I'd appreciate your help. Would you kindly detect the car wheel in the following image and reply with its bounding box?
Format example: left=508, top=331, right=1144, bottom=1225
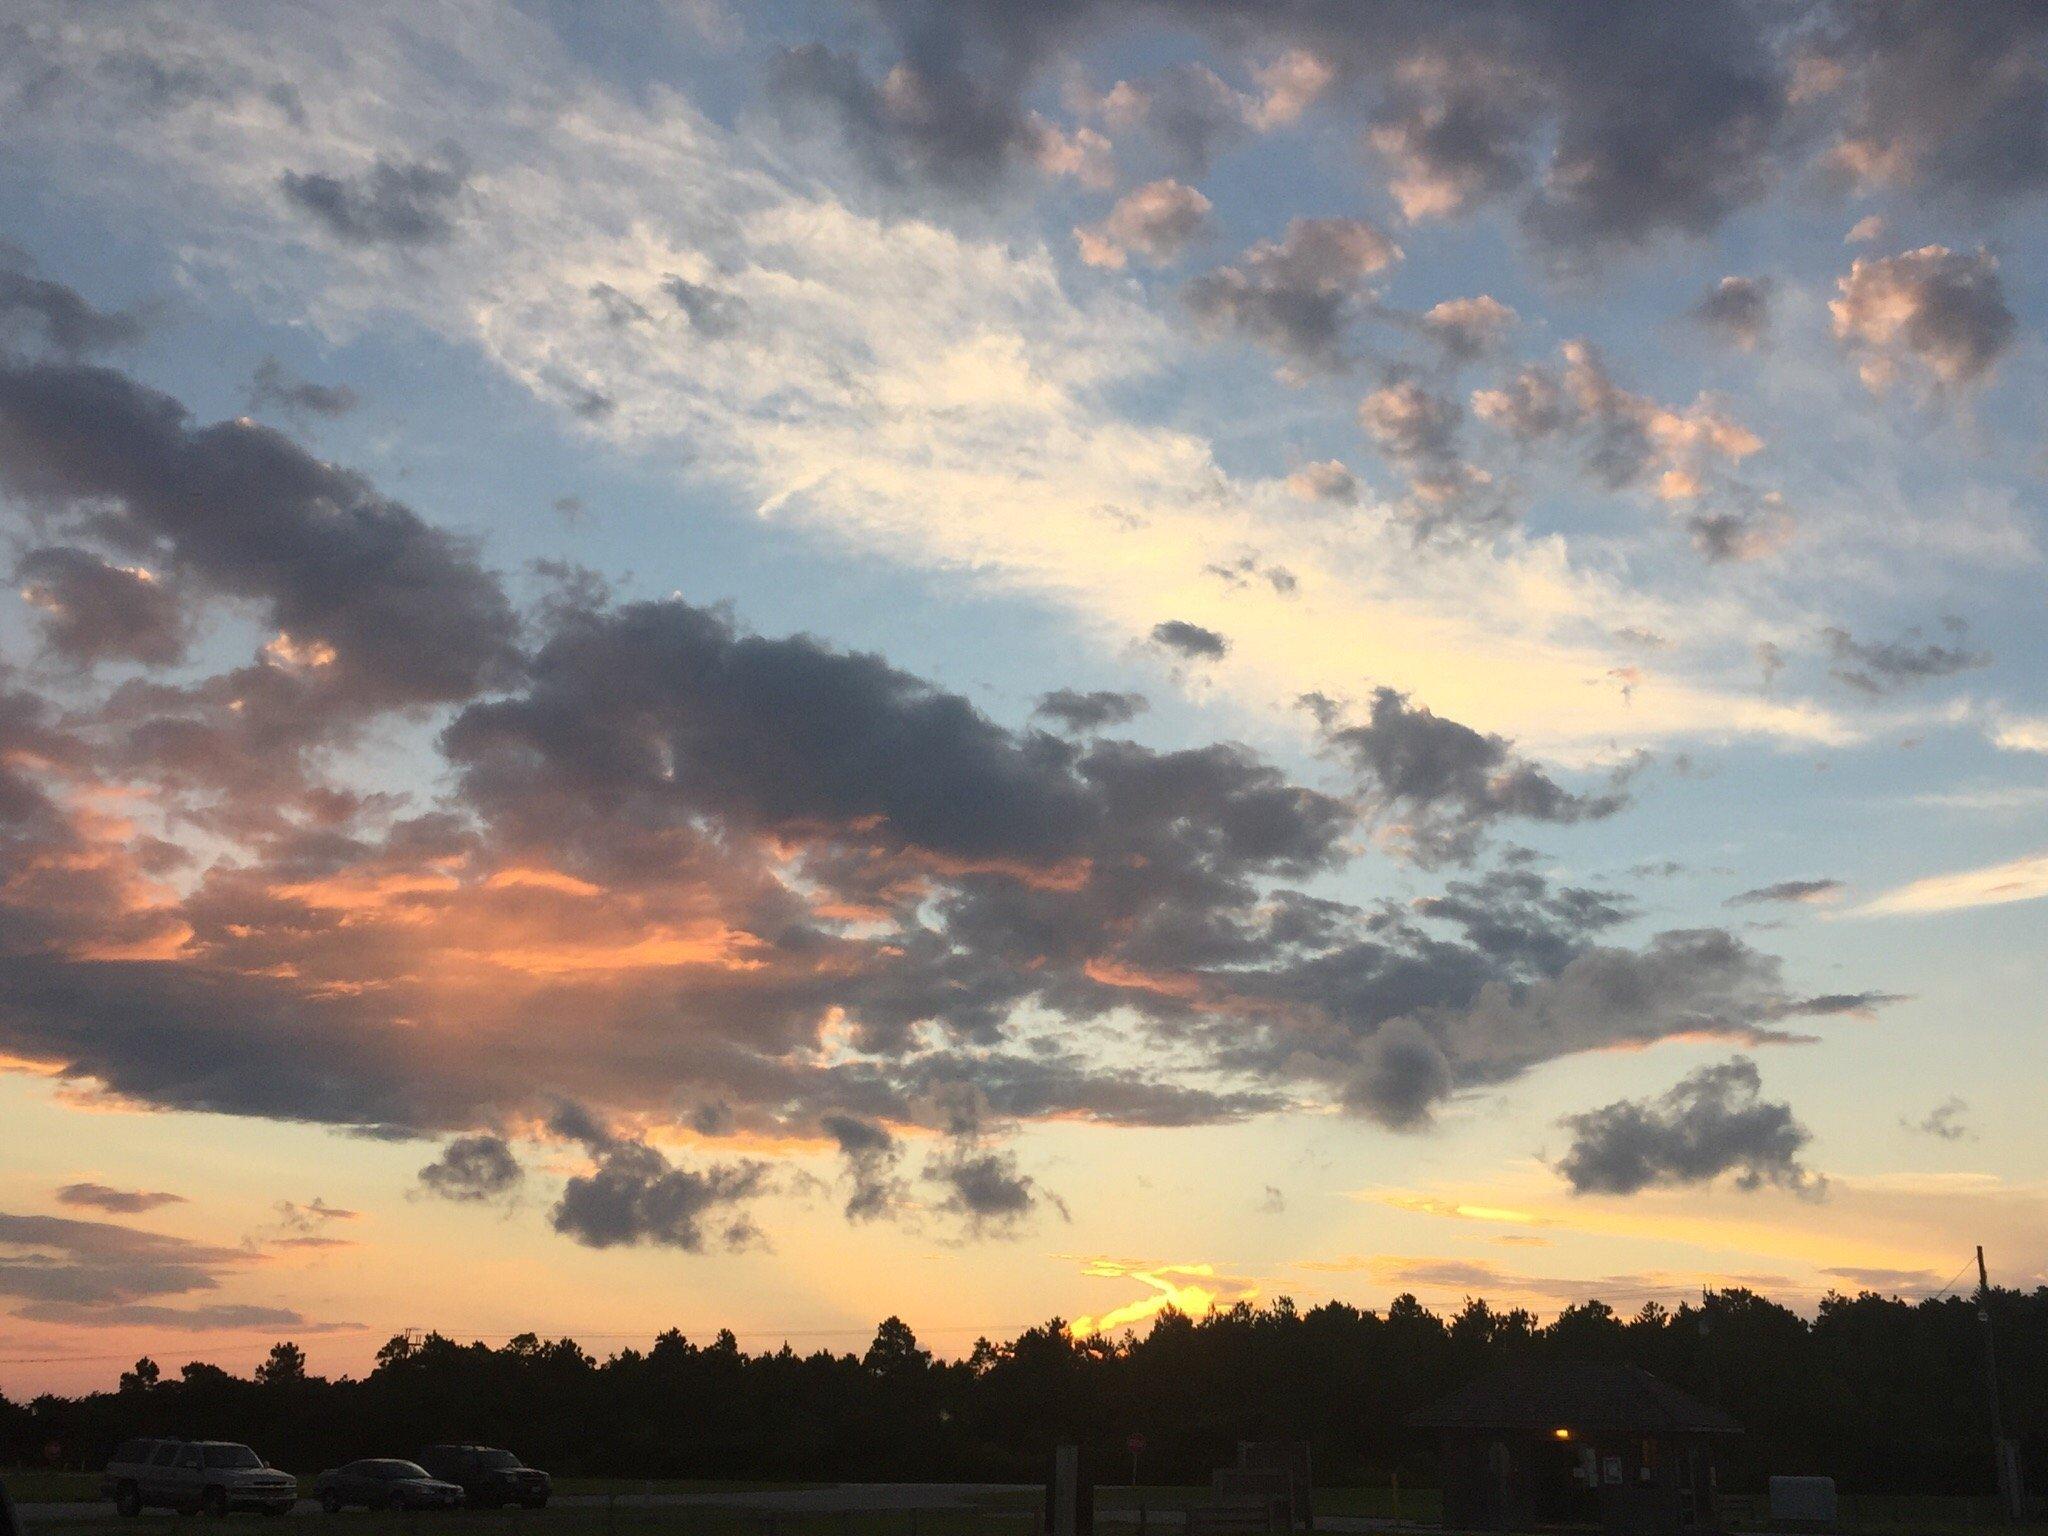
left=523, top=1496, right=549, bottom=1511
left=116, top=1484, right=144, bottom=1518
left=203, top=1487, right=229, bottom=1518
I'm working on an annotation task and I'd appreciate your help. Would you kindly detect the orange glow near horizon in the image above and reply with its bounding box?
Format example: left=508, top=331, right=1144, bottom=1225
left=1069, top=1259, right=1259, bottom=1337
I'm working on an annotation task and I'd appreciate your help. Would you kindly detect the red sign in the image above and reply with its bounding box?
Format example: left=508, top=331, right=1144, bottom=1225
left=1127, top=1434, right=1146, bottom=1454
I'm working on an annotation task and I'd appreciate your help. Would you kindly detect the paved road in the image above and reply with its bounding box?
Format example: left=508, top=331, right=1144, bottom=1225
left=4, top=1501, right=1819, bottom=1536
left=15, top=1486, right=1045, bottom=1525
left=585, top=1486, right=1040, bottom=1512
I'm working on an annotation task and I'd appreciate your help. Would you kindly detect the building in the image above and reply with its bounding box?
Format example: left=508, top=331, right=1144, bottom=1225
left=1410, top=1360, right=1740, bottom=1536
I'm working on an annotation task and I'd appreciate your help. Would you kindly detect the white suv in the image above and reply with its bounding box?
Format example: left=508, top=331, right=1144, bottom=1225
left=102, top=1439, right=298, bottom=1517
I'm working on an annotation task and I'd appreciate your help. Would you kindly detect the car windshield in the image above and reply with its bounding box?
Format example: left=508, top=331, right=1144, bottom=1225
left=373, top=1463, right=430, bottom=1480
left=205, top=1447, right=264, bottom=1470
left=476, top=1452, right=520, bottom=1470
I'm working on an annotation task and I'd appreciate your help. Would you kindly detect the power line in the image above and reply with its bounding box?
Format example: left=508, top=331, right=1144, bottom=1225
left=1930, top=1254, right=1976, bottom=1301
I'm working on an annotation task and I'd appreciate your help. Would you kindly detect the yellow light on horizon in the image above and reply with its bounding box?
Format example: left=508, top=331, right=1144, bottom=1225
left=1553, top=1428, right=1572, bottom=1441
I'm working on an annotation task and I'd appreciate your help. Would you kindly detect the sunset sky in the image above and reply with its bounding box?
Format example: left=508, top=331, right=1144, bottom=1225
left=2, top=0, right=2046, bottom=1397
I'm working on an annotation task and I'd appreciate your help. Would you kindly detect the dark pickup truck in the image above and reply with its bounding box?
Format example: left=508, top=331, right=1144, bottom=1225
left=415, top=1446, right=551, bottom=1509
left=101, top=1439, right=298, bottom=1517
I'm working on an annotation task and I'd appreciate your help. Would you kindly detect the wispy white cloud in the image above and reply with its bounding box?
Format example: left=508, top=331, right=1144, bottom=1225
left=1990, top=713, right=2048, bottom=753
left=1858, top=852, right=2048, bottom=916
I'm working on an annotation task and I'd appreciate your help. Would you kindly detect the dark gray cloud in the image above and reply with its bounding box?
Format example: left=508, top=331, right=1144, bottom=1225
left=0, top=1209, right=243, bottom=1310
left=1357, top=378, right=1502, bottom=532
left=279, top=151, right=470, bottom=246
left=54, top=1183, right=187, bottom=1214
left=821, top=1113, right=906, bottom=1222
left=1148, top=619, right=1229, bottom=660
left=1339, top=1017, right=1452, bottom=1130
left=15, top=546, right=188, bottom=667
left=248, top=357, right=359, bottom=419
left=0, top=642, right=1876, bottom=1225
left=1315, top=687, right=1625, bottom=864
left=663, top=275, right=746, bottom=338
left=0, top=355, right=520, bottom=706
left=1831, top=245, right=2015, bottom=390
left=1691, top=275, right=1772, bottom=350
left=768, top=43, right=1046, bottom=191
left=15, top=1300, right=327, bottom=1330
left=557, top=376, right=616, bottom=420
left=1467, top=364, right=1569, bottom=443
left=1033, top=688, right=1148, bottom=733
left=0, top=584, right=1356, bottom=1152
left=1095, top=63, right=1251, bottom=173
left=417, top=1134, right=525, bottom=1202
left=1504, top=4, right=1786, bottom=250
left=1185, top=217, right=1401, bottom=372
left=0, top=283, right=1887, bottom=1250
left=1823, top=624, right=1990, bottom=695
left=1684, top=507, right=1785, bottom=565
left=274, top=1198, right=356, bottom=1233
left=1359, top=379, right=1461, bottom=464
left=0, top=262, right=145, bottom=358
left=1905, top=1095, right=1970, bottom=1142
left=1807, top=1, right=2048, bottom=205
left=925, top=1141, right=1065, bottom=1237
left=1286, top=459, right=1360, bottom=504
left=1472, top=343, right=1765, bottom=539
left=1196, top=865, right=1852, bottom=1134
left=1203, top=554, right=1296, bottom=595
left=450, top=598, right=1106, bottom=865
left=1367, top=51, right=1538, bottom=224
left=1556, top=1056, right=1821, bottom=1197
left=1411, top=865, right=1633, bottom=975
left=1794, top=991, right=1909, bottom=1018
left=589, top=283, right=651, bottom=328
left=1757, top=640, right=1787, bottom=687
left=1726, top=878, right=1845, bottom=908
left=546, top=1109, right=769, bottom=1251
left=1359, top=0, right=1791, bottom=249
left=804, top=0, right=1817, bottom=251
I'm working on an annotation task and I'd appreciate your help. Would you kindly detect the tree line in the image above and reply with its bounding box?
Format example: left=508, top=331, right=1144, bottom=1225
left=5, top=1287, right=2044, bottom=1496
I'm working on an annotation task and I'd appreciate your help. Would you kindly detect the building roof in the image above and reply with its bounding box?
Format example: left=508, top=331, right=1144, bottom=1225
left=1409, top=1360, right=1741, bottom=1435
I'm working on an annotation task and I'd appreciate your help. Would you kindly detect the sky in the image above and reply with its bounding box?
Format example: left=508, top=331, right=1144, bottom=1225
left=1, top=0, right=2046, bottom=1397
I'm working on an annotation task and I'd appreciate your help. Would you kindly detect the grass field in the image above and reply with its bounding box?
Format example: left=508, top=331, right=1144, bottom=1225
left=14, top=1503, right=1041, bottom=1536
left=9, top=1473, right=2042, bottom=1536
left=1093, top=1487, right=1439, bottom=1522
left=5, top=1471, right=105, bottom=1503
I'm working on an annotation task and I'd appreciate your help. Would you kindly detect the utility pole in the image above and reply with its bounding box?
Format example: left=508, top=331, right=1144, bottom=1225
left=1975, top=1247, right=2022, bottom=1521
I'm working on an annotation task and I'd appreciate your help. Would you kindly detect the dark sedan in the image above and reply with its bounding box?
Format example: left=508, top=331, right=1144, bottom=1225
left=314, top=1461, right=463, bottom=1512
